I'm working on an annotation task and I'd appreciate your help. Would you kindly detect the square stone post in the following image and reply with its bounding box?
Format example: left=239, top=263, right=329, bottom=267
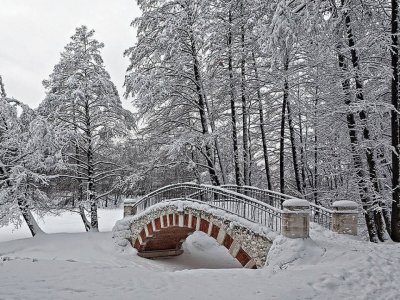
left=282, top=199, right=310, bottom=238
left=332, top=201, right=358, bottom=235
left=124, top=199, right=137, bottom=217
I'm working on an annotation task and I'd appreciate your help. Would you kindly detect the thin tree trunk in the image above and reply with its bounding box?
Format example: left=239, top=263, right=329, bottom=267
left=84, top=99, right=98, bottom=231
left=215, top=140, right=227, bottom=184
left=391, top=0, right=400, bottom=242
left=298, top=112, right=307, bottom=196
left=228, top=9, right=242, bottom=186
left=73, top=99, right=90, bottom=231
left=248, top=124, right=253, bottom=186
left=0, top=75, right=6, bottom=97
left=314, top=88, right=319, bottom=204
left=79, top=204, right=91, bottom=231
left=18, top=197, right=44, bottom=237
left=280, top=55, right=289, bottom=194
left=0, top=163, right=43, bottom=237
left=190, top=31, right=220, bottom=186
left=287, top=97, right=302, bottom=195
left=240, top=1, right=250, bottom=186
left=252, top=52, right=272, bottom=190
left=208, top=110, right=227, bottom=184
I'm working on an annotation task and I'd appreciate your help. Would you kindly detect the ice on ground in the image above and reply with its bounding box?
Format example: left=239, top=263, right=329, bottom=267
left=0, top=209, right=399, bottom=300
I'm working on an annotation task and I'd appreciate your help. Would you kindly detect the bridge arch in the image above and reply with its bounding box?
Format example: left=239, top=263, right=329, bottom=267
left=124, top=200, right=273, bottom=269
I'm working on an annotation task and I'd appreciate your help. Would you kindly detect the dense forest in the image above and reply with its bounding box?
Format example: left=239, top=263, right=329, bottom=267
left=1, top=0, right=400, bottom=243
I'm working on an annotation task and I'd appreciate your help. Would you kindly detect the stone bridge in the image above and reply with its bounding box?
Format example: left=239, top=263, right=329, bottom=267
left=114, top=183, right=359, bottom=269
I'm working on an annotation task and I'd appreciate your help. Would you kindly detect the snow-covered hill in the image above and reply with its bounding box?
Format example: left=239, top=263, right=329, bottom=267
left=0, top=209, right=399, bottom=299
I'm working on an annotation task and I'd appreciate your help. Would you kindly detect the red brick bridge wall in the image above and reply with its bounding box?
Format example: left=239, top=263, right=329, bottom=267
left=128, top=203, right=272, bottom=268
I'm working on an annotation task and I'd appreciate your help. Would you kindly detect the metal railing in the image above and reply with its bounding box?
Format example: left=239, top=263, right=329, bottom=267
left=309, top=203, right=333, bottom=229
left=222, top=185, right=292, bottom=209
left=130, top=183, right=283, bottom=232
left=223, top=185, right=333, bottom=230
left=127, top=183, right=335, bottom=232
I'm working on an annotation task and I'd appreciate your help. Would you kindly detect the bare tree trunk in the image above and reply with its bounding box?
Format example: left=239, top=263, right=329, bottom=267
left=84, top=99, right=98, bottom=231
left=279, top=55, right=289, bottom=194
left=79, top=204, right=91, bottom=231
left=252, top=52, right=272, bottom=190
left=248, top=125, right=253, bottom=186
left=391, top=0, right=400, bottom=242
left=0, top=75, right=6, bottom=98
left=298, top=112, right=307, bottom=196
left=215, top=140, right=227, bottom=184
left=240, top=2, right=250, bottom=186
left=207, top=107, right=227, bottom=184
left=190, top=31, right=220, bottom=186
left=342, top=1, right=387, bottom=240
left=286, top=98, right=302, bottom=195
left=228, top=9, right=242, bottom=186
left=313, top=88, right=319, bottom=204
left=73, top=99, right=91, bottom=231
left=191, top=148, right=202, bottom=184
left=18, top=197, right=44, bottom=237
left=0, top=162, right=43, bottom=237
left=337, top=48, right=379, bottom=242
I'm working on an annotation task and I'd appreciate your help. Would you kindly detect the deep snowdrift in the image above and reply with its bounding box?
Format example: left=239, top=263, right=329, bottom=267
left=0, top=209, right=399, bottom=299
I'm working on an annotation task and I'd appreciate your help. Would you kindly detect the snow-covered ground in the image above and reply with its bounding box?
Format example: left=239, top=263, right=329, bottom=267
left=1, top=208, right=399, bottom=299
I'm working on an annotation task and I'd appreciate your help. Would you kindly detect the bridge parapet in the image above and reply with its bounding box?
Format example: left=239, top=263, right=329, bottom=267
left=128, top=183, right=283, bottom=232
left=223, top=185, right=347, bottom=232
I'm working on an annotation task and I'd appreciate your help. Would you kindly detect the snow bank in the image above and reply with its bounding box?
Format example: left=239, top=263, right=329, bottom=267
left=265, top=235, right=325, bottom=271
left=1, top=210, right=400, bottom=299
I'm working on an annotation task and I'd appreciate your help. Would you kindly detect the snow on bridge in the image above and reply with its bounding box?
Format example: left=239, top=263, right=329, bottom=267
left=113, top=183, right=359, bottom=268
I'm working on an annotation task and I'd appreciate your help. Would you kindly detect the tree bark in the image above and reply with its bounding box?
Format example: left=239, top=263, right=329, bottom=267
left=337, top=48, right=379, bottom=242
left=298, top=112, right=307, bottom=196
left=0, top=75, right=6, bottom=98
left=84, top=98, right=98, bottom=231
left=280, top=55, right=289, bottom=194
left=228, top=9, right=242, bottom=186
left=313, top=88, right=319, bottom=204
left=18, top=197, right=44, bottom=237
left=190, top=31, right=220, bottom=186
left=73, top=98, right=90, bottom=231
left=0, top=163, right=43, bottom=237
left=391, top=0, right=400, bottom=242
left=342, top=0, right=387, bottom=240
left=287, top=97, right=303, bottom=195
left=252, top=52, right=272, bottom=190
left=240, top=1, right=250, bottom=186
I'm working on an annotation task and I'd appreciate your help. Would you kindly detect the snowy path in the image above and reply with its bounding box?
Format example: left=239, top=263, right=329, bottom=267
left=0, top=209, right=399, bottom=299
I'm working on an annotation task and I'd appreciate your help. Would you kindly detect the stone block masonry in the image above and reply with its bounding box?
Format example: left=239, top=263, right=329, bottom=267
left=282, top=199, right=310, bottom=239
left=332, top=201, right=358, bottom=236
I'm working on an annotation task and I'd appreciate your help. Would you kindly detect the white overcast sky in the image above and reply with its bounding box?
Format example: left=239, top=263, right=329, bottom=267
left=0, top=0, right=141, bottom=109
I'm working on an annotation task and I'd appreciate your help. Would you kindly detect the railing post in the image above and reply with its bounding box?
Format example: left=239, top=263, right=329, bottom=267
left=124, top=199, right=137, bottom=217
left=332, top=201, right=358, bottom=236
left=282, top=199, right=310, bottom=238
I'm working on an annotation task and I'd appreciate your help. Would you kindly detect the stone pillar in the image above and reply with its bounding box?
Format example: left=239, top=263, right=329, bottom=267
left=332, top=201, right=358, bottom=236
left=124, top=199, right=137, bottom=217
left=282, top=199, right=310, bottom=238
